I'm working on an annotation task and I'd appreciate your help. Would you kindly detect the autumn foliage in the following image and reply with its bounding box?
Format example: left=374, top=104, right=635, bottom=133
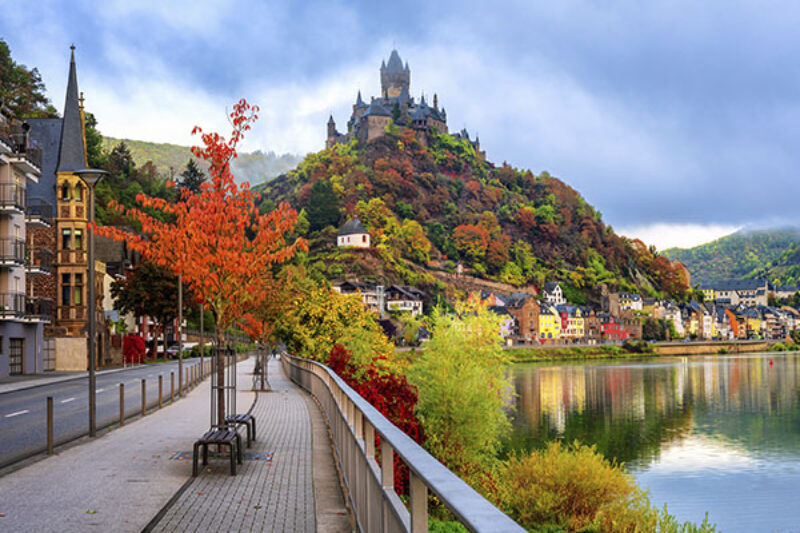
left=96, top=100, right=306, bottom=342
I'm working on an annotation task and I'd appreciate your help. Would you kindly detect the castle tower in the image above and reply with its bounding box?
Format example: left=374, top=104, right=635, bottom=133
left=380, top=50, right=410, bottom=99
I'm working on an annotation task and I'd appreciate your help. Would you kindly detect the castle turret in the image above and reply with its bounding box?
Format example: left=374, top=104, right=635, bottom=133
left=380, top=49, right=410, bottom=99
left=327, top=114, right=336, bottom=137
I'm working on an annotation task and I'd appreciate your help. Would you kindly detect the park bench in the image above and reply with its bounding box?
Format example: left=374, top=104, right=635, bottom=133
left=192, top=428, right=243, bottom=476
left=225, top=414, right=256, bottom=447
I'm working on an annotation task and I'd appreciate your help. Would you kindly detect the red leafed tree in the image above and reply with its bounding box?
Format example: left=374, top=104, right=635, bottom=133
left=96, top=99, right=306, bottom=422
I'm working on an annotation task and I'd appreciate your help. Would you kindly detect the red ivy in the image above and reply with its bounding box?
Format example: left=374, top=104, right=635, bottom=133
left=328, top=344, right=424, bottom=494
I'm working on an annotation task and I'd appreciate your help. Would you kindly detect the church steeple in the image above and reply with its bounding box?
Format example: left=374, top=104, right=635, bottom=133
left=57, top=45, right=87, bottom=172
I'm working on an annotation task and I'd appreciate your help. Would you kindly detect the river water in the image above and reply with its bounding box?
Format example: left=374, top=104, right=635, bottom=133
left=508, top=352, right=800, bottom=532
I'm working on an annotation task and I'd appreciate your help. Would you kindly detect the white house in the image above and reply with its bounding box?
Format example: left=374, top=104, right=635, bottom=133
left=337, top=218, right=370, bottom=248
left=543, top=282, right=565, bottom=305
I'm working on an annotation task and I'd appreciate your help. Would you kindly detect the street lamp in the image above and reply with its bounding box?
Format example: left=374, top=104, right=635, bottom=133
left=75, top=168, right=109, bottom=438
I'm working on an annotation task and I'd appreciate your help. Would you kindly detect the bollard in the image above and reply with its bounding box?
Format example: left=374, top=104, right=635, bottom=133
left=185, top=369, right=189, bottom=394
left=159, top=375, right=163, bottom=409
left=120, top=383, right=125, bottom=426
left=171, top=372, right=175, bottom=402
left=141, top=379, right=147, bottom=416
left=46, top=396, right=54, bottom=455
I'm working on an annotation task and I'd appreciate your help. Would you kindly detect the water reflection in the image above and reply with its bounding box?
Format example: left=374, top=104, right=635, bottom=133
left=507, top=353, right=800, bottom=531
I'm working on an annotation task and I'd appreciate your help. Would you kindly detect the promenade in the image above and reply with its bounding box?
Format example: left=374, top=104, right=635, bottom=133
left=0, top=356, right=351, bottom=532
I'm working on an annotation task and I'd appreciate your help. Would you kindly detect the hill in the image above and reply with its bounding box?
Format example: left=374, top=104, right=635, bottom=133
left=259, top=127, right=690, bottom=305
left=663, top=228, right=800, bottom=286
left=101, top=136, right=302, bottom=186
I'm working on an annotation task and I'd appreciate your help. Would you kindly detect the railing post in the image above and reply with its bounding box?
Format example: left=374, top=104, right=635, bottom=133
left=46, top=396, right=53, bottom=455
left=381, top=438, right=394, bottom=489
left=410, top=471, right=429, bottom=533
left=170, top=372, right=175, bottom=402
left=158, top=375, right=163, bottom=409
left=119, top=383, right=125, bottom=426
left=141, top=379, right=147, bottom=416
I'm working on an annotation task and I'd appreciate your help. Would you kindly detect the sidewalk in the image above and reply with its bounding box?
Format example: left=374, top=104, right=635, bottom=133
left=0, top=355, right=351, bottom=532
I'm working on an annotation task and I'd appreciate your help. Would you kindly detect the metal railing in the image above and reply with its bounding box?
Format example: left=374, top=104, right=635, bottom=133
left=0, top=238, right=25, bottom=265
left=26, top=246, right=53, bottom=273
left=25, top=296, right=53, bottom=321
left=282, top=353, right=524, bottom=533
left=26, top=197, right=53, bottom=226
left=2, top=123, right=42, bottom=170
left=0, top=184, right=26, bottom=211
left=0, top=292, right=25, bottom=318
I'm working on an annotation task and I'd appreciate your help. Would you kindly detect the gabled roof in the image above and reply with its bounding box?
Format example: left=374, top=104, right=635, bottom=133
left=543, top=281, right=560, bottom=292
left=57, top=47, right=87, bottom=173
left=364, top=100, right=390, bottom=117
left=338, top=218, right=369, bottom=236
left=506, top=292, right=534, bottom=309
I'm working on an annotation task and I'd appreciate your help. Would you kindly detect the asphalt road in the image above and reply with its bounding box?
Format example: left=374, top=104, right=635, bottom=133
left=0, top=358, right=205, bottom=469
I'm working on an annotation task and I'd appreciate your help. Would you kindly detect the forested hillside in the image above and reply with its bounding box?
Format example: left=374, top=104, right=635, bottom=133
left=260, top=126, right=690, bottom=304
left=663, top=228, right=800, bottom=285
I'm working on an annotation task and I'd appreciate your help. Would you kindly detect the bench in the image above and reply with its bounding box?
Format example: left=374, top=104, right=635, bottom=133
left=225, top=414, right=256, bottom=447
left=192, top=428, right=243, bottom=476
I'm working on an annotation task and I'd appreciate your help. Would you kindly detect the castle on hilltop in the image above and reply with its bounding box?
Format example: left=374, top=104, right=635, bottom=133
left=326, top=49, right=482, bottom=155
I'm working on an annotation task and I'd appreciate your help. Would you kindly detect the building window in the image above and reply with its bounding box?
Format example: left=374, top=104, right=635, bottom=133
left=76, top=183, right=85, bottom=202
left=74, top=273, right=83, bottom=306
left=62, top=229, right=71, bottom=250
left=74, top=229, right=83, bottom=250
left=62, top=183, right=70, bottom=201
left=62, top=273, right=71, bottom=306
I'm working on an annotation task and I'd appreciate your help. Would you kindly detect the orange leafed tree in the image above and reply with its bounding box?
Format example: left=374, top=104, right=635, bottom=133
left=96, top=99, right=306, bottom=421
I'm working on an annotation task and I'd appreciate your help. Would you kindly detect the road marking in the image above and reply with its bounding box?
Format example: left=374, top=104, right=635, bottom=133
left=96, top=388, right=105, bottom=393
left=61, top=397, right=76, bottom=404
left=5, top=410, right=29, bottom=418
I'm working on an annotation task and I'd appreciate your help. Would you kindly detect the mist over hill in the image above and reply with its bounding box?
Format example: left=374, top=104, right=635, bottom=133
left=101, top=137, right=303, bottom=186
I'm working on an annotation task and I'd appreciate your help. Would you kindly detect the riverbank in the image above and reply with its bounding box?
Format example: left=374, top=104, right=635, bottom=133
left=506, top=339, right=786, bottom=363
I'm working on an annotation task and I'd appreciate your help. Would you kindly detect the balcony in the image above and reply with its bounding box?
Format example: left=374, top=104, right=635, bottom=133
left=0, top=238, right=25, bottom=266
left=25, top=296, right=53, bottom=323
left=2, top=123, right=42, bottom=174
left=26, top=247, right=53, bottom=275
left=25, top=197, right=53, bottom=228
left=0, top=292, right=25, bottom=319
left=0, top=184, right=26, bottom=213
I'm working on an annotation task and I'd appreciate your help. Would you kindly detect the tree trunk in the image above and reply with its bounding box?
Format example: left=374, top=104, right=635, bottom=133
left=216, top=326, right=226, bottom=426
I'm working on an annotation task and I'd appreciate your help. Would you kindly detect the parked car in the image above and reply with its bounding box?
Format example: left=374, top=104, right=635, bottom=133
left=166, top=342, right=198, bottom=358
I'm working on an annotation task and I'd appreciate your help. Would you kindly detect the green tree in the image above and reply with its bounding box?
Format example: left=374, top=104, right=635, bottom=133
left=305, top=179, right=340, bottom=232
left=111, top=261, right=188, bottom=358
left=178, top=159, right=206, bottom=193
left=0, top=39, right=57, bottom=118
left=408, top=299, right=513, bottom=494
left=84, top=112, right=106, bottom=168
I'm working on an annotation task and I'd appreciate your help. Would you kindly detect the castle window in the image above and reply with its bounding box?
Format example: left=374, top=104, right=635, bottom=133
left=75, top=183, right=85, bottom=202
left=62, top=183, right=70, bottom=201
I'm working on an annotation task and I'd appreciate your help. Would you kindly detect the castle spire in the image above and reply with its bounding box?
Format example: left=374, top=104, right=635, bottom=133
left=356, top=90, right=364, bottom=106
left=433, top=93, right=438, bottom=110
left=57, top=45, right=87, bottom=172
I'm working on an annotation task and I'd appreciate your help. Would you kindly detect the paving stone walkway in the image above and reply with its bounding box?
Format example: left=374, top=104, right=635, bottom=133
left=151, top=357, right=318, bottom=532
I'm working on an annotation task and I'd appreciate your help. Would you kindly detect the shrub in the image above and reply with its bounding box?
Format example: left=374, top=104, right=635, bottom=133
left=122, top=334, right=146, bottom=364
left=498, top=441, right=718, bottom=532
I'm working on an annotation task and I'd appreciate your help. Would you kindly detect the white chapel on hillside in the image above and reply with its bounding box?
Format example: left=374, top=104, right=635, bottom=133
left=337, top=217, right=371, bottom=248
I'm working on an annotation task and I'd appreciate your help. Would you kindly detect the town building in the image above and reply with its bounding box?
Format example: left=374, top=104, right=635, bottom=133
left=700, top=279, right=769, bottom=307
left=542, top=282, right=565, bottom=306
left=0, top=108, right=49, bottom=376
left=28, top=47, right=104, bottom=370
left=505, top=292, right=539, bottom=343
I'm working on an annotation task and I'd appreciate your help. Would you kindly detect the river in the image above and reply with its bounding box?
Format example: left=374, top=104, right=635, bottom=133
left=508, top=352, right=800, bottom=532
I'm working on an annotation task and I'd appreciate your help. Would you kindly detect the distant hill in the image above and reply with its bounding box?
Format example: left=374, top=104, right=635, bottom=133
left=101, top=137, right=303, bottom=186
left=663, top=228, right=800, bottom=286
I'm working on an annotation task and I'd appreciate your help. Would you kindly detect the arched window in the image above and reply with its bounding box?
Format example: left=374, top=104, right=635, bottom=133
left=76, top=183, right=85, bottom=202
left=62, top=183, right=70, bottom=201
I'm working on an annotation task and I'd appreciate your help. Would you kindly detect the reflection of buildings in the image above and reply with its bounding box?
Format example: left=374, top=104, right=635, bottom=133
left=513, top=354, right=800, bottom=463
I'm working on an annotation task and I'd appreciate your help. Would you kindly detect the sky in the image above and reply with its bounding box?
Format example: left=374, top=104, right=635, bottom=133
left=3, top=1, right=799, bottom=249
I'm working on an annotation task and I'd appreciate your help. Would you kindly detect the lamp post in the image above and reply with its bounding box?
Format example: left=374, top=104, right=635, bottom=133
left=75, top=168, right=109, bottom=438
left=178, top=274, right=183, bottom=396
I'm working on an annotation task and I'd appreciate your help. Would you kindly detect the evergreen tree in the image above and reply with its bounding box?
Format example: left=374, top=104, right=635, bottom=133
left=0, top=39, right=57, bottom=118
left=178, top=159, right=206, bottom=193
left=84, top=112, right=106, bottom=168
left=305, top=179, right=340, bottom=232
